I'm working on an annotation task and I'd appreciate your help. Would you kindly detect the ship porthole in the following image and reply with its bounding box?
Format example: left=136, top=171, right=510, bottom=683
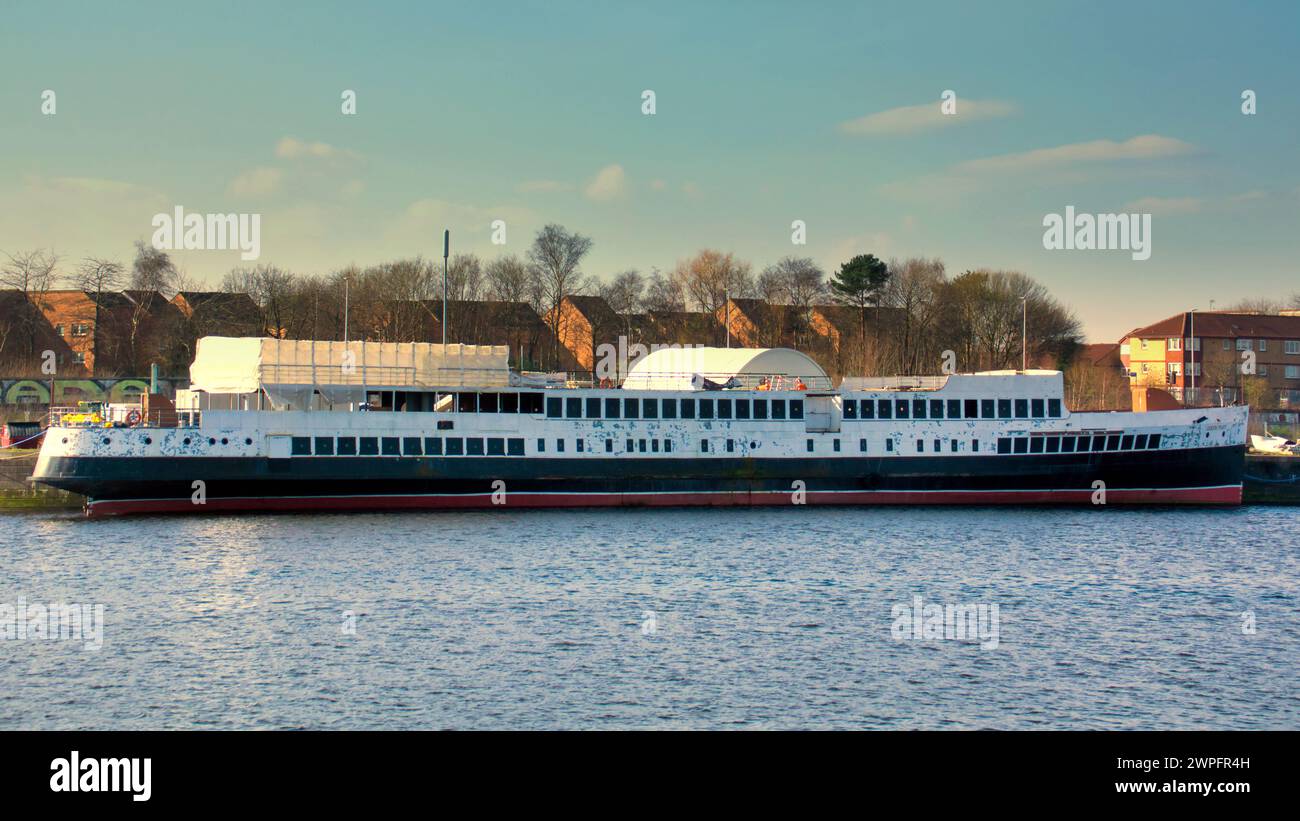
left=61, top=438, right=68, bottom=444
left=208, top=438, right=216, bottom=445
left=102, top=437, right=110, bottom=445
left=245, top=438, right=252, bottom=445
left=144, top=437, right=153, bottom=445
left=183, top=438, right=191, bottom=445
left=221, top=437, right=229, bottom=445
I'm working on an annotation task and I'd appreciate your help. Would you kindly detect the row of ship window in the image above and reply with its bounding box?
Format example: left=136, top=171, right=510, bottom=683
left=545, top=395, right=805, bottom=421
left=843, top=397, right=1062, bottom=420
left=289, top=431, right=1159, bottom=458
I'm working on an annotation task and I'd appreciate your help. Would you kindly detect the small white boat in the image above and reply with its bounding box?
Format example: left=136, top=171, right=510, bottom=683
left=1251, top=431, right=1299, bottom=455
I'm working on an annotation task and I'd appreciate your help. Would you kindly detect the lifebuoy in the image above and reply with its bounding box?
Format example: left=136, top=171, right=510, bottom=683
left=125, top=409, right=142, bottom=426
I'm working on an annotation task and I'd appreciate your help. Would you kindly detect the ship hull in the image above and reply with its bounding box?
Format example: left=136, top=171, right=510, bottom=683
left=36, top=445, right=1245, bottom=517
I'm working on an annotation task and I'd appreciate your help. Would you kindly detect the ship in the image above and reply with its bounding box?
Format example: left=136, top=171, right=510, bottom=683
left=32, top=336, right=1249, bottom=516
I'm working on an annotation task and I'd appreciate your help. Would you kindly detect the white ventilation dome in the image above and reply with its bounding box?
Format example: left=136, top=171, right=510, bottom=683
left=622, top=346, right=828, bottom=390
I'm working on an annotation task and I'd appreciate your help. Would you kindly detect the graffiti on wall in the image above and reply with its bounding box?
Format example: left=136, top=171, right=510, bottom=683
left=1, top=378, right=183, bottom=406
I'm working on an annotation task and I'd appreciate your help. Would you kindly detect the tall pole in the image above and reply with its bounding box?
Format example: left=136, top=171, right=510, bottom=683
left=1021, top=296, right=1027, bottom=371
left=442, top=230, right=449, bottom=348
left=343, top=275, right=349, bottom=343
left=1189, top=308, right=1196, bottom=398
left=724, top=287, right=730, bottom=349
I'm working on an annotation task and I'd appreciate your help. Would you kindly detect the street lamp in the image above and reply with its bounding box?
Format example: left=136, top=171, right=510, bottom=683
left=1021, top=296, right=1028, bottom=371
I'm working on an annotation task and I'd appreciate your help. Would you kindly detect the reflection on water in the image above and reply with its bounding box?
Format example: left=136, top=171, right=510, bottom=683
left=1, top=506, right=1297, bottom=729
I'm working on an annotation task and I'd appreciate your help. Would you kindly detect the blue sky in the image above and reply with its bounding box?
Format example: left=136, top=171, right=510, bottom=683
left=2, top=0, right=1297, bottom=341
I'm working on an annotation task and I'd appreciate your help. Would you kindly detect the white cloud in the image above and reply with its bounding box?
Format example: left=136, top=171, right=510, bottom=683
left=227, top=166, right=284, bottom=197
left=1122, top=196, right=1204, bottom=215
left=957, top=135, right=1196, bottom=174
left=584, top=164, right=626, bottom=201
left=840, top=99, right=1017, bottom=136
left=385, top=199, right=537, bottom=250
left=275, top=136, right=359, bottom=162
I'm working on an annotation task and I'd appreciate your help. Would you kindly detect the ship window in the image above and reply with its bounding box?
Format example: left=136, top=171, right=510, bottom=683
left=860, top=438, right=867, bottom=452
left=537, top=438, right=545, bottom=453
left=1030, top=438, right=1044, bottom=454
left=424, top=437, right=441, bottom=455
left=1013, top=438, right=1028, bottom=454
left=917, top=439, right=924, bottom=452
left=948, top=399, right=961, bottom=419
left=1060, top=436, right=1075, bottom=453
left=886, top=439, right=894, bottom=452
left=859, top=399, right=873, bottom=419
left=446, top=438, right=465, bottom=456
left=699, top=399, right=714, bottom=419
left=437, top=420, right=454, bottom=431
left=877, top=399, right=892, bottom=419
left=997, top=438, right=1012, bottom=454
left=806, top=439, right=814, bottom=452
left=403, top=437, right=422, bottom=456
left=455, top=393, right=476, bottom=413
left=566, top=397, right=582, bottom=418
left=1106, top=435, right=1121, bottom=451
left=624, top=398, right=640, bottom=419
left=643, top=398, right=658, bottom=419
left=1014, top=399, right=1028, bottom=418
left=1031, top=399, right=1045, bottom=418
left=509, top=438, right=525, bottom=456
left=950, top=439, right=958, bottom=453
left=913, top=399, right=926, bottom=419
left=501, top=393, right=519, bottom=413
left=555, top=439, right=565, bottom=453
left=337, top=437, right=357, bottom=455
left=895, top=399, right=910, bottom=419
left=931, top=399, right=944, bottom=419
left=981, top=399, right=995, bottom=419
left=771, top=399, right=786, bottom=419
left=1135, top=434, right=1148, bottom=449
left=604, top=438, right=613, bottom=453
left=292, top=437, right=312, bottom=455
left=605, top=397, right=621, bottom=419
left=1091, top=435, right=1106, bottom=452
left=735, top=399, right=750, bottom=420
left=627, top=439, right=634, bottom=452
left=726, top=439, right=735, bottom=453
left=482, top=438, right=501, bottom=456
left=1121, top=434, right=1134, bottom=450
left=314, top=436, right=334, bottom=455
left=681, top=398, right=696, bottom=419
left=843, top=399, right=857, bottom=420
left=638, top=439, right=647, bottom=453
left=934, top=438, right=941, bottom=452
left=479, top=393, right=499, bottom=413
left=586, top=398, right=602, bottom=418
left=971, top=440, right=978, bottom=452
left=1048, top=398, right=1062, bottom=418
left=518, top=393, right=542, bottom=414
left=467, top=438, right=487, bottom=456
left=833, top=439, right=841, bottom=452
left=964, top=399, right=977, bottom=418
left=662, top=399, right=677, bottom=419
left=651, top=439, right=659, bottom=452
left=701, top=439, right=709, bottom=453
left=1046, top=436, right=1060, bottom=453
left=1148, top=433, right=1161, bottom=449
left=753, top=399, right=768, bottom=420
left=790, top=399, right=803, bottom=420
left=546, top=397, right=562, bottom=418
left=360, top=437, right=379, bottom=456
left=382, top=437, right=401, bottom=456
left=717, top=399, right=733, bottom=419
left=576, top=439, right=585, bottom=453
left=998, top=399, right=1012, bottom=419
left=664, top=439, right=673, bottom=453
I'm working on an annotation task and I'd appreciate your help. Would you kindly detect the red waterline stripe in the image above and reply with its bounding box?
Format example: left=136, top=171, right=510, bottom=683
left=85, top=485, right=1242, bottom=517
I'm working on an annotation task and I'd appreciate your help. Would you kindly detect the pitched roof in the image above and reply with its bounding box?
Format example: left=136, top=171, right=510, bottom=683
left=1126, top=311, right=1300, bottom=340
left=562, top=295, right=621, bottom=329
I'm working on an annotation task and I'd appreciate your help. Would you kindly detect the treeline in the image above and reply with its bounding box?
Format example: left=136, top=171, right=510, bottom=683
left=4, top=224, right=1085, bottom=380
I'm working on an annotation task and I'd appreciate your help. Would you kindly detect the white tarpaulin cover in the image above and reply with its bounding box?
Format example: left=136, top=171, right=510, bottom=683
left=189, top=337, right=510, bottom=393
left=622, top=346, right=828, bottom=391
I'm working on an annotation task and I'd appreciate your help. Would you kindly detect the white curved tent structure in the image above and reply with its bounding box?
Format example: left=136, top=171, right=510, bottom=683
left=622, top=346, right=829, bottom=391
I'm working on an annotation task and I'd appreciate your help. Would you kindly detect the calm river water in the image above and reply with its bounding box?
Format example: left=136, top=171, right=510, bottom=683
left=2, top=506, right=1297, bottom=729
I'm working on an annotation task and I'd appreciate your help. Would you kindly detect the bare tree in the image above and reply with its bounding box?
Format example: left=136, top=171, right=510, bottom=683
left=676, top=249, right=753, bottom=318
left=0, top=248, right=59, bottom=361
left=131, top=240, right=179, bottom=296
left=643, top=267, right=686, bottom=313
left=484, top=254, right=533, bottom=303
left=528, top=224, right=593, bottom=367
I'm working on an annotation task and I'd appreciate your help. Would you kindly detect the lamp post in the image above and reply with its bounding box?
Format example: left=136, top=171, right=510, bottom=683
left=343, top=274, right=349, bottom=343
left=442, top=230, right=449, bottom=348
left=1189, top=307, right=1196, bottom=401
left=1021, top=296, right=1028, bottom=371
